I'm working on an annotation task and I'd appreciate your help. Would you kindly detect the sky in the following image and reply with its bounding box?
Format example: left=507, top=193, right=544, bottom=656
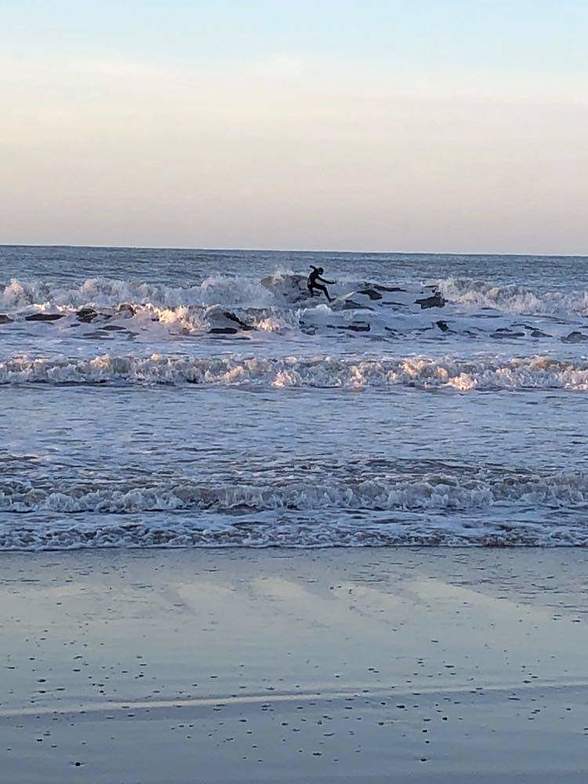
left=1, top=0, right=587, bottom=254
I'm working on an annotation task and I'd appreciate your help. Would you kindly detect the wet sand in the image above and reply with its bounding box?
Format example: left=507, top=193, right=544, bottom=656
left=1, top=547, right=587, bottom=783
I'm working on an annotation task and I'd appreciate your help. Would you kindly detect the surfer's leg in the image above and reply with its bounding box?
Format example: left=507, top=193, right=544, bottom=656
left=315, top=284, right=330, bottom=301
left=316, top=284, right=333, bottom=302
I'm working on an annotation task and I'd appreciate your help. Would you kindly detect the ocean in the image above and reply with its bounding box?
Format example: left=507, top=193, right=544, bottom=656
left=1, top=245, right=587, bottom=549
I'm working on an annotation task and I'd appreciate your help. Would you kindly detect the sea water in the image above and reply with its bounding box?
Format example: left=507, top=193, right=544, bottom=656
left=1, top=245, right=587, bottom=549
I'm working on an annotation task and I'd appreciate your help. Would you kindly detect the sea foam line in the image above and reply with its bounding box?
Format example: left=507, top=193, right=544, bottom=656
left=2, top=469, right=587, bottom=513
left=1, top=516, right=587, bottom=550
left=1, top=353, right=588, bottom=391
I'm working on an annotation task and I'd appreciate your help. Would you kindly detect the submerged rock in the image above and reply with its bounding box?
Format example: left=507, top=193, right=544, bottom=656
left=562, top=331, right=588, bottom=343
left=415, top=291, right=446, bottom=310
left=25, top=313, right=64, bottom=322
left=356, top=288, right=383, bottom=301
left=491, top=330, right=525, bottom=339
left=371, top=284, right=406, bottom=293
left=206, top=306, right=254, bottom=334
left=512, top=322, right=551, bottom=338
left=222, top=310, right=254, bottom=331
left=342, top=321, right=371, bottom=332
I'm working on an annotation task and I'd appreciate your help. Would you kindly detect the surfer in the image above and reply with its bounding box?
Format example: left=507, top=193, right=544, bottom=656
left=307, top=266, right=335, bottom=302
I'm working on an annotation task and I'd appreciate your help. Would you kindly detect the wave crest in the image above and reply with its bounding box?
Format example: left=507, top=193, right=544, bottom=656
left=1, top=353, right=588, bottom=391
left=435, top=277, right=588, bottom=316
left=2, top=468, right=587, bottom=514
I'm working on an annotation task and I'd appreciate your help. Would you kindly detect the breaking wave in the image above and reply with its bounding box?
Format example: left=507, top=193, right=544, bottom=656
left=2, top=516, right=588, bottom=550
left=2, top=468, right=587, bottom=514
left=3, top=274, right=588, bottom=318
left=1, top=353, right=588, bottom=391
left=0, top=275, right=274, bottom=310
left=2, top=465, right=588, bottom=550
left=434, top=277, right=588, bottom=316
left=3, top=274, right=588, bottom=345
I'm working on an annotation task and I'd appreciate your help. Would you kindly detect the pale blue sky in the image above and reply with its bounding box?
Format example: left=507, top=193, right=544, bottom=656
left=3, top=0, right=587, bottom=70
left=1, top=1, right=587, bottom=252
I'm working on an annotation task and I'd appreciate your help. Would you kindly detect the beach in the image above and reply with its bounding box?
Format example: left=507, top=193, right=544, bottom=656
left=2, top=547, right=587, bottom=783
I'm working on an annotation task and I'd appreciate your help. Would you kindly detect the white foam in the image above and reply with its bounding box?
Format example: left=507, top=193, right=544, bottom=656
left=1, top=465, right=588, bottom=550
left=4, top=273, right=587, bottom=318
left=0, top=275, right=276, bottom=311
left=3, top=274, right=588, bottom=345
left=1, top=353, right=588, bottom=391
left=1, top=469, right=587, bottom=514
left=1, top=512, right=587, bottom=550
left=434, top=276, right=588, bottom=316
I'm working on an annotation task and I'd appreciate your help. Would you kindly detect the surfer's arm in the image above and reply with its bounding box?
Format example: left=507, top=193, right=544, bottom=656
left=318, top=276, right=335, bottom=284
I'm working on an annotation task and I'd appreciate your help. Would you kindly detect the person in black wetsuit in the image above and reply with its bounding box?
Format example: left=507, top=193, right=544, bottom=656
left=307, top=266, right=335, bottom=302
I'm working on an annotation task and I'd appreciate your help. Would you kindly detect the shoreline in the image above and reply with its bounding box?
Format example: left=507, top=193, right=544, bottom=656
left=2, top=547, right=587, bottom=783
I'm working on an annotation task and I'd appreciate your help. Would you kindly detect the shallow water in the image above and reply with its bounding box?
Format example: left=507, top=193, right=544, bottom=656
left=1, top=246, right=587, bottom=548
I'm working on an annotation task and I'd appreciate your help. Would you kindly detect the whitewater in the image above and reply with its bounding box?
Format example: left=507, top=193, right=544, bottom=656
left=1, top=245, right=588, bottom=549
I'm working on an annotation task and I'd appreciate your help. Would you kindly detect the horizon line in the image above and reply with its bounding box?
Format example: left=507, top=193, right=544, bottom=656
left=1, top=242, right=587, bottom=260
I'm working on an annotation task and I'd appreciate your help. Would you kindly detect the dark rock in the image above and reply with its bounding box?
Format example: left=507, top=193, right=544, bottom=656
left=25, top=313, right=64, bottom=322
left=342, top=321, right=371, bottom=332
left=0, top=314, right=13, bottom=324
left=436, top=320, right=449, bottom=332
left=491, top=330, right=525, bottom=339
left=222, top=311, right=254, bottom=331
left=415, top=292, right=446, bottom=310
left=372, top=284, right=406, bottom=293
left=512, top=322, right=550, bottom=337
left=205, top=305, right=254, bottom=333
left=76, top=307, right=98, bottom=323
left=562, top=331, right=588, bottom=343
left=357, top=288, right=382, bottom=301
